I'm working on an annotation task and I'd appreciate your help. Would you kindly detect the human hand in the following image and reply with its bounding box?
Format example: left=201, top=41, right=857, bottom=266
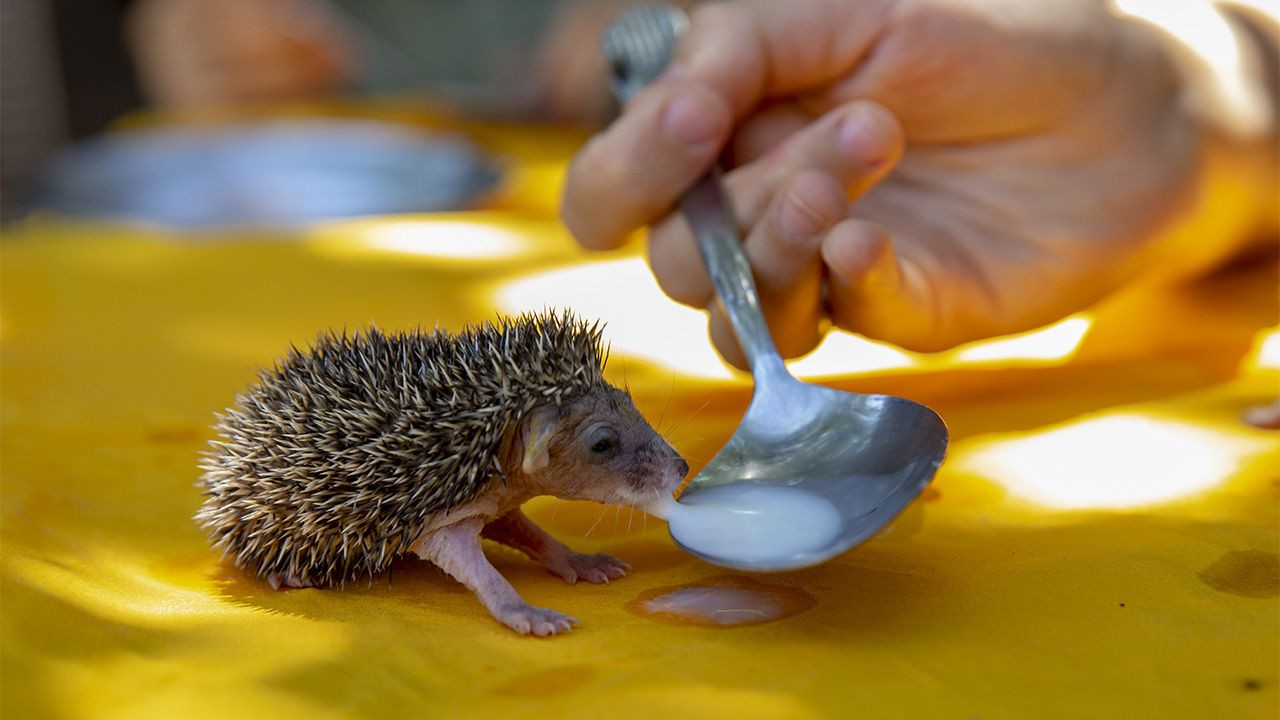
left=127, top=0, right=353, bottom=109
left=562, top=0, right=1221, bottom=365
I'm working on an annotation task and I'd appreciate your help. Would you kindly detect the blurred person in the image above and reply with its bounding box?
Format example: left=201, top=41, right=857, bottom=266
left=1, top=0, right=141, bottom=219
left=561, top=0, right=1279, bottom=365
left=125, top=0, right=674, bottom=123
left=17, top=0, right=667, bottom=226
left=4, top=0, right=640, bottom=221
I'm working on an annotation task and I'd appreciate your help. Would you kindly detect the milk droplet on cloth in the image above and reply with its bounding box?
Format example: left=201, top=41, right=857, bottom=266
left=626, top=575, right=817, bottom=627
left=661, top=484, right=843, bottom=565
left=640, top=586, right=785, bottom=625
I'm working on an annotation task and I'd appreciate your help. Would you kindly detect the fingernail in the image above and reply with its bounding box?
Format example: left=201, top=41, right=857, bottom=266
left=662, top=90, right=724, bottom=146
left=839, top=107, right=891, bottom=168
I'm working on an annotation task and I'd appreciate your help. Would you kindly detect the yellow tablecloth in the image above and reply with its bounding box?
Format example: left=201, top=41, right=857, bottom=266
left=1, top=133, right=1277, bottom=719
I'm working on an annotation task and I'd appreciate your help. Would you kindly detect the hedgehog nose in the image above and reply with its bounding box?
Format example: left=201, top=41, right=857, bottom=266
left=675, top=458, right=690, bottom=478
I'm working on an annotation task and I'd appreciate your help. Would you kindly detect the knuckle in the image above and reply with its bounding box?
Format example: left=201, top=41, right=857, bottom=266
left=722, top=168, right=773, bottom=225
left=786, top=172, right=847, bottom=222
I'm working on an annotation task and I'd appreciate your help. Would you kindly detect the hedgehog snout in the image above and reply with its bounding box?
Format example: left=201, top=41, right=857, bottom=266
left=615, top=443, right=687, bottom=505
left=665, top=456, right=690, bottom=490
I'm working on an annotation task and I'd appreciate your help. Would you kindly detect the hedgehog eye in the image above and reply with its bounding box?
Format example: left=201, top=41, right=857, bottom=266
left=588, top=428, right=620, bottom=456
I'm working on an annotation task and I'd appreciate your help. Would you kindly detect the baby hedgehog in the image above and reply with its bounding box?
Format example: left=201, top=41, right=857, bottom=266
left=198, top=311, right=688, bottom=636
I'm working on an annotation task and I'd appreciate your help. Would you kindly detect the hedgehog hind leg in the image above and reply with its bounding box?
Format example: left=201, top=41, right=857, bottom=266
left=265, top=572, right=316, bottom=590
left=413, top=519, right=579, bottom=637
left=481, top=509, right=630, bottom=585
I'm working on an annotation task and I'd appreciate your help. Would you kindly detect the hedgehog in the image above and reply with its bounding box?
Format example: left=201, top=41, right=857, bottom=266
left=198, top=311, right=688, bottom=636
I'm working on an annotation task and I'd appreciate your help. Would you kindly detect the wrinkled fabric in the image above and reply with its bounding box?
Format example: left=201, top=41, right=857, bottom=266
left=1, top=205, right=1276, bottom=719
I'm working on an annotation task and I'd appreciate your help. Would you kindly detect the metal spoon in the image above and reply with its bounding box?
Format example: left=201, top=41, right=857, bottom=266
left=604, top=5, right=949, bottom=572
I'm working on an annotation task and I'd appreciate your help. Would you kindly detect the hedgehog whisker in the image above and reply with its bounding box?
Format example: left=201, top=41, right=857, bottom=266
left=675, top=399, right=712, bottom=429
left=582, top=498, right=614, bottom=539
left=673, top=448, right=707, bottom=463
left=661, top=399, right=711, bottom=443
left=655, top=372, right=675, bottom=435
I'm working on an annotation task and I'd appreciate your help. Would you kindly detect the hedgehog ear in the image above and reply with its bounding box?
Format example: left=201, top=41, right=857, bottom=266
left=521, top=405, right=560, bottom=475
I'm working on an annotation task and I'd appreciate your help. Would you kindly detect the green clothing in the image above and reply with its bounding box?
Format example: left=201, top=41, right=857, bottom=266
left=330, top=0, right=569, bottom=115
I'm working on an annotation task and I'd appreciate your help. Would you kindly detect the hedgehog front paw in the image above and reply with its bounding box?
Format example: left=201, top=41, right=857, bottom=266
left=558, top=552, right=630, bottom=585
left=495, top=603, right=579, bottom=636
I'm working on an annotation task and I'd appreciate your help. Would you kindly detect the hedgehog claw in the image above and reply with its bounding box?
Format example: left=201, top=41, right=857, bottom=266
left=497, top=603, right=578, bottom=636
left=562, top=552, right=629, bottom=585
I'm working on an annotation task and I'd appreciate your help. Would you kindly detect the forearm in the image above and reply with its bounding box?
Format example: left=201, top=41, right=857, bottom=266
left=1207, top=1, right=1278, bottom=240
left=1114, top=0, right=1278, bottom=277
left=1218, top=2, right=1280, bottom=235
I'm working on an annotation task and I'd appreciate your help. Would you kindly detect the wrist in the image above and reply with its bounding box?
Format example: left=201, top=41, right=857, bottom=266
left=1113, top=1, right=1275, bottom=143
left=1215, top=3, right=1280, bottom=228
left=1112, top=0, right=1278, bottom=276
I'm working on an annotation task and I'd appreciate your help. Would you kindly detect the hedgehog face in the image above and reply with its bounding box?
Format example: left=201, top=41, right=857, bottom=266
left=521, top=387, right=689, bottom=507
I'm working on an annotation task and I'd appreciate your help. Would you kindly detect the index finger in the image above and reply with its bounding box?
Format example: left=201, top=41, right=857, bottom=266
left=562, top=81, right=731, bottom=250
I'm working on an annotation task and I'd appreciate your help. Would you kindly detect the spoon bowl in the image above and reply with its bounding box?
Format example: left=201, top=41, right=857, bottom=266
left=606, top=5, right=948, bottom=572
left=674, top=370, right=948, bottom=571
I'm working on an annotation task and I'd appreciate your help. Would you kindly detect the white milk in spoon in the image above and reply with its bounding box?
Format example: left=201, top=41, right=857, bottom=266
left=649, top=484, right=843, bottom=565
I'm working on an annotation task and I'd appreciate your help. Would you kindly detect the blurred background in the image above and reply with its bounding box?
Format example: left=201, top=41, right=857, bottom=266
left=0, top=0, right=665, bottom=225
left=2, top=0, right=138, bottom=219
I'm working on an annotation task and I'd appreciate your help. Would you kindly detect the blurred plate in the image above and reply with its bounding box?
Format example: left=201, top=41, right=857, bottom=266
left=33, top=119, right=499, bottom=229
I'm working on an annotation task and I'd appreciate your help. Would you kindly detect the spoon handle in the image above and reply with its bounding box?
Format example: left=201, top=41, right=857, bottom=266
left=679, top=172, right=789, bottom=381
left=601, top=3, right=790, bottom=382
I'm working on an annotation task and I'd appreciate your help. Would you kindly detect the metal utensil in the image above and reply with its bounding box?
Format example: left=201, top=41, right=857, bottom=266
left=604, top=5, right=949, bottom=572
